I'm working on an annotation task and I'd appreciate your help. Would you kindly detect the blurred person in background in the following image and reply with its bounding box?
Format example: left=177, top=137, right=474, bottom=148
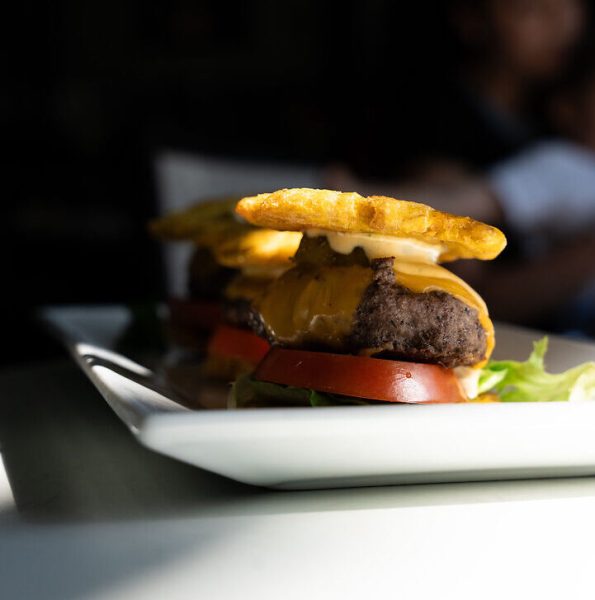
left=429, top=0, right=587, bottom=168
left=333, top=0, right=588, bottom=181
left=328, top=0, right=595, bottom=334
left=340, top=0, right=587, bottom=179
left=485, top=42, right=595, bottom=334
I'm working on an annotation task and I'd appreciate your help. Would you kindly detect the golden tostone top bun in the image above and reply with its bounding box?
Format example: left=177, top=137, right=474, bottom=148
left=236, top=188, right=507, bottom=262
left=149, top=196, right=302, bottom=268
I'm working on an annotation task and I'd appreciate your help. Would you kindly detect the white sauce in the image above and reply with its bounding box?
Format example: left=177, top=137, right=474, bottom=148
left=453, top=366, right=481, bottom=399
left=306, top=229, right=443, bottom=263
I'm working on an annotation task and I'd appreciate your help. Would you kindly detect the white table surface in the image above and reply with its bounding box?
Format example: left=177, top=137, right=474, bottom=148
left=2, top=360, right=595, bottom=599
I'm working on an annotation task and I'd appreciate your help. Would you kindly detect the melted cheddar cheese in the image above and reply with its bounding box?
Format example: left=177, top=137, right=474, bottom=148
left=257, top=265, right=373, bottom=349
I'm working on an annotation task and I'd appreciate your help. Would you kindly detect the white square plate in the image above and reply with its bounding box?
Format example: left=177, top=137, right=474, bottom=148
left=42, top=305, right=595, bottom=489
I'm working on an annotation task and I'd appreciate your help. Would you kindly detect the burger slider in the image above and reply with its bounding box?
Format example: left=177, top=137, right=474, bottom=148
left=232, top=188, right=507, bottom=405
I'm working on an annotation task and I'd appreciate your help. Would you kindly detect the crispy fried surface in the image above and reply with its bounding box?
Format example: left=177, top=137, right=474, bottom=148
left=150, top=197, right=301, bottom=268
left=213, top=229, right=302, bottom=269
left=149, top=197, right=245, bottom=242
left=236, top=188, right=506, bottom=262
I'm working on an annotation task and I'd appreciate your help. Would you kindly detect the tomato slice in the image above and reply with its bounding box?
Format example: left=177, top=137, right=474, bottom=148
left=254, top=348, right=467, bottom=403
left=168, top=297, right=222, bottom=331
left=208, top=325, right=271, bottom=367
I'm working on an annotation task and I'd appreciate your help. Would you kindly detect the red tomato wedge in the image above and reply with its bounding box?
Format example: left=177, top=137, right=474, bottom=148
left=208, top=325, right=271, bottom=367
left=168, top=298, right=222, bottom=331
left=254, top=348, right=467, bottom=404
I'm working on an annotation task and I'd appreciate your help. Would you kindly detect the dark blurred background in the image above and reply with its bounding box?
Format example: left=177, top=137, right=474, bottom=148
left=5, top=0, right=595, bottom=364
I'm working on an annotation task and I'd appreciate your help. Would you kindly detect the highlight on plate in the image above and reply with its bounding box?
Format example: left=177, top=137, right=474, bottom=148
left=154, top=188, right=595, bottom=407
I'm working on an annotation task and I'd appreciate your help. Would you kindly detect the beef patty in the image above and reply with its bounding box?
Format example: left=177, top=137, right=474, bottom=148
left=350, top=258, right=486, bottom=368
left=228, top=256, right=487, bottom=368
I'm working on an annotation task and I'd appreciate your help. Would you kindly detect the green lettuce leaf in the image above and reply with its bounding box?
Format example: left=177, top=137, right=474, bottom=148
left=477, top=337, right=595, bottom=402
left=230, top=374, right=369, bottom=408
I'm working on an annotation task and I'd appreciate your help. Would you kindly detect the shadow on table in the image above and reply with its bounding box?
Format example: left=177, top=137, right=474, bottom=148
left=0, top=359, right=262, bottom=523
left=0, top=360, right=267, bottom=599
left=1, top=517, right=238, bottom=600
